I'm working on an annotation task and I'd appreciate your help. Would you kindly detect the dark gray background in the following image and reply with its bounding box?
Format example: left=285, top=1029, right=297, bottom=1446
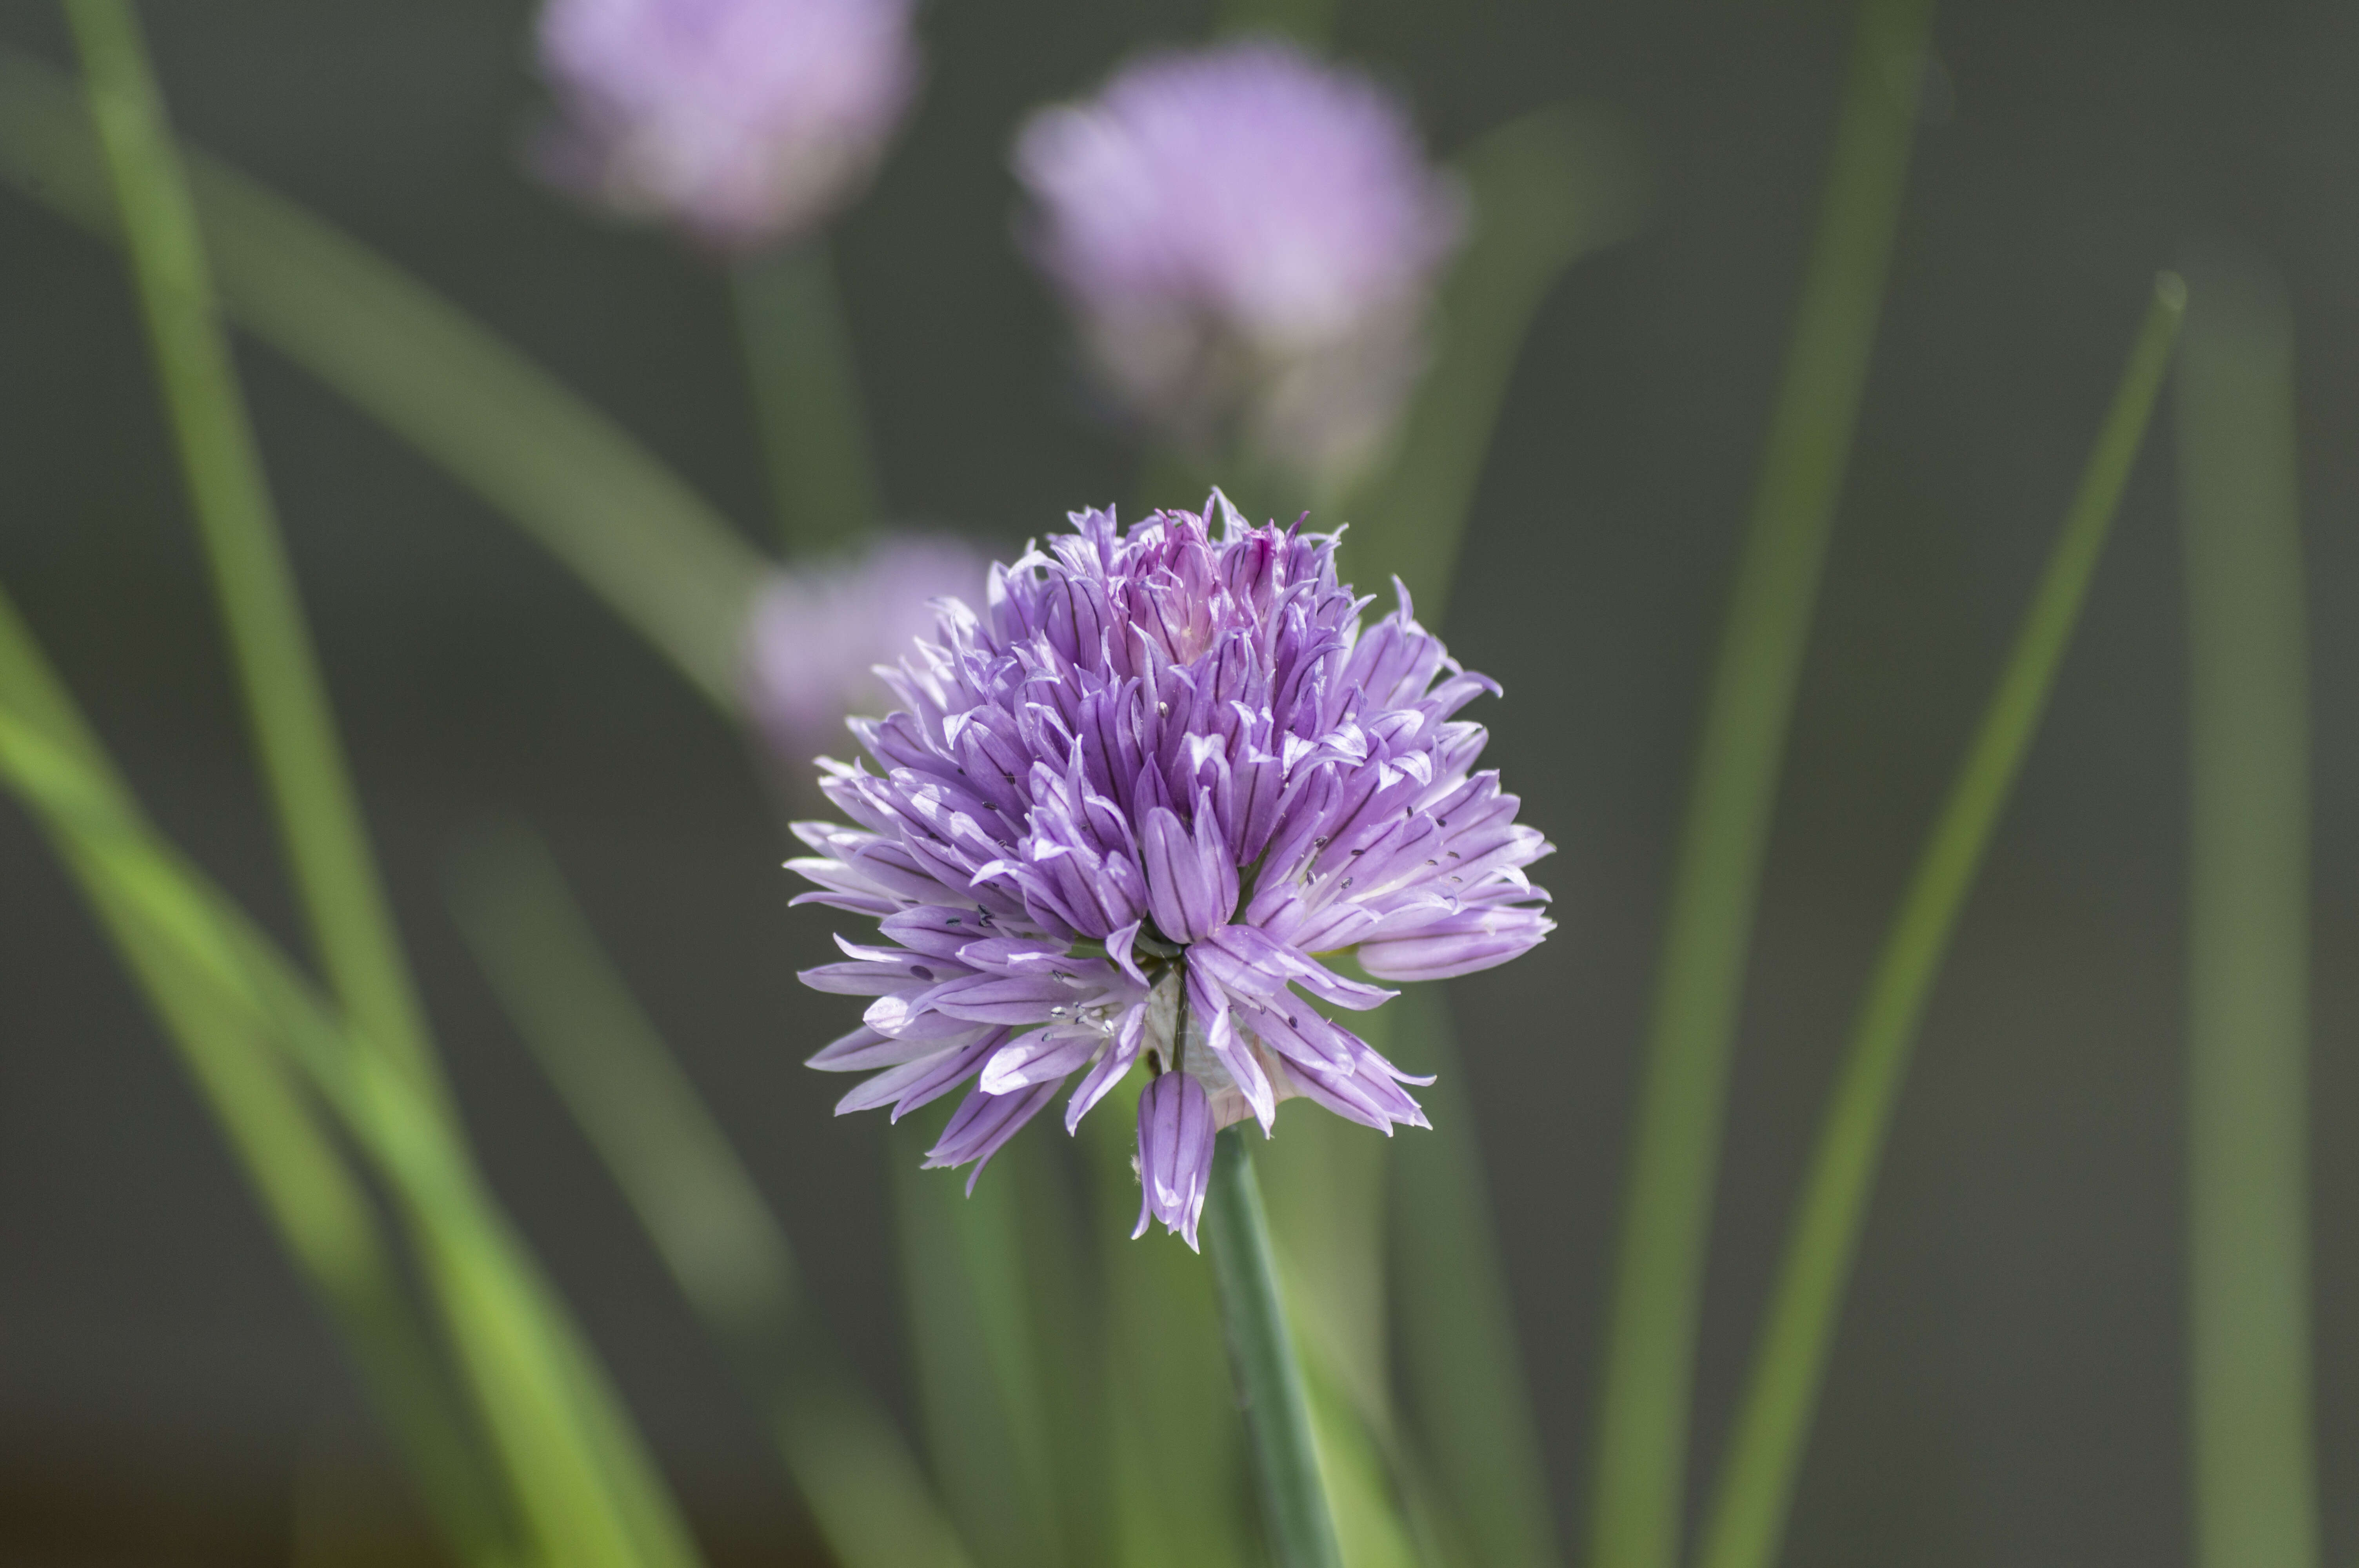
left=1, top=0, right=2353, bottom=1562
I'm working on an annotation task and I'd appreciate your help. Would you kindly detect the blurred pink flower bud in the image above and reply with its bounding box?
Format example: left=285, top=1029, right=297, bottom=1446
left=536, top=0, right=920, bottom=250
left=1015, top=41, right=1463, bottom=480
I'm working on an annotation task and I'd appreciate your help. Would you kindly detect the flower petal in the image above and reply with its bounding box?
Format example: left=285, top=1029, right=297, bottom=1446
left=1132, top=1069, right=1216, bottom=1250
left=980, top=1025, right=1105, bottom=1094
left=1066, top=1002, right=1146, bottom=1131
left=925, top=1082, right=1062, bottom=1191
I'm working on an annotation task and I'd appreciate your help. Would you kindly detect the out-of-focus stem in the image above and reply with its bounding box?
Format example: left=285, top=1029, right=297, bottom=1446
left=1692, top=277, right=2185, bottom=1568
left=734, top=241, right=883, bottom=557
left=1083, top=1097, right=1256, bottom=1568
left=449, top=829, right=974, bottom=1568
left=2175, top=248, right=2318, bottom=1568
left=0, top=44, right=768, bottom=710
left=1206, top=1127, right=1343, bottom=1568
left=1587, top=5, right=1932, bottom=1566
left=63, top=0, right=442, bottom=1111
left=0, top=640, right=683, bottom=1568
left=1387, top=987, right=1559, bottom=1568
left=0, top=593, right=514, bottom=1568
left=56, top=20, right=683, bottom=1555
left=892, top=1127, right=1070, bottom=1568
left=1342, top=102, right=1647, bottom=622
left=1213, top=0, right=1340, bottom=47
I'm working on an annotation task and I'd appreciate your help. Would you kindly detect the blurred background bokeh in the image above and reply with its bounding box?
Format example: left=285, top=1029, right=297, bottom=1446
left=1, top=0, right=2353, bottom=1563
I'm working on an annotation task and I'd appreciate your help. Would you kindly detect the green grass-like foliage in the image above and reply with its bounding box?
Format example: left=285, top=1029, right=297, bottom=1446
left=1588, top=3, right=1935, bottom=1564
left=2174, top=248, right=2318, bottom=1568
left=0, top=591, right=702, bottom=1568
left=451, top=829, right=976, bottom=1568
left=0, top=42, right=768, bottom=711
left=1693, top=274, right=2185, bottom=1568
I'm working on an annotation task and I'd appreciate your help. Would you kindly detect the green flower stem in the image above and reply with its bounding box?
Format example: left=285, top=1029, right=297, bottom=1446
left=1083, top=1099, right=1257, bottom=1568
left=62, top=0, right=441, bottom=1109
left=1587, top=4, right=1932, bottom=1566
left=1692, top=276, right=2185, bottom=1568
left=1257, top=1099, right=1428, bottom=1568
left=734, top=241, right=883, bottom=556
left=0, top=44, right=768, bottom=711
left=450, top=829, right=974, bottom=1568
left=1206, top=1126, right=1343, bottom=1568
left=2174, top=250, right=2318, bottom=1568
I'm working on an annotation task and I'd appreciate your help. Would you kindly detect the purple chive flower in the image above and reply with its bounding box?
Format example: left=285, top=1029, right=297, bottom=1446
left=745, top=535, right=994, bottom=768
left=1014, top=42, right=1463, bottom=480
left=535, top=0, right=920, bottom=250
left=793, top=499, right=1551, bottom=1248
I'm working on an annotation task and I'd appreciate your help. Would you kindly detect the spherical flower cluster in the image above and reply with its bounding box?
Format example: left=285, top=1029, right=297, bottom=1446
left=535, top=0, right=920, bottom=250
left=1014, top=42, right=1463, bottom=482
left=745, top=534, right=994, bottom=770
left=793, top=499, right=1551, bottom=1246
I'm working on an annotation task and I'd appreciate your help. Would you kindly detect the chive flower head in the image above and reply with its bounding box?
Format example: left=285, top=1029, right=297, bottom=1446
left=746, top=535, right=993, bottom=768
left=1014, top=42, right=1463, bottom=481
left=794, top=500, right=1549, bottom=1246
left=535, top=0, right=920, bottom=249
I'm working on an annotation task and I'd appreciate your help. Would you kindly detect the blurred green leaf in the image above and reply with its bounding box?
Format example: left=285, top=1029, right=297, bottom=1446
left=0, top=42, right=768, bottom=711
left=1341, top=102, right=1648, bottom=616
left=1261, top=1111, right=1389, bottom=1426
left=0, top=607, right=705, bottom=1568
left=1588, top=5, right=1934, bottom=1566
left=1692, top=276, right=2185, bottom=1568
left=734, top=242, right=883, bottom=555
left=2174, top=247, right=2318, bottom=1568
left=893, top=1124, right=1070, bottom=1568
left=1382, top=988, right=1559, bottom=1568
left=0, top=587, right=518, bottom=1568
left=449, top=827, right=975, bottom=1568
left=1082, top=1095, right=1260, bottom=1568
left=50, top=17, right=707, bottom=1564
left=62, top=0, right=444, bottom=1116
left=1012, top=1140, right=1120, bottom=1568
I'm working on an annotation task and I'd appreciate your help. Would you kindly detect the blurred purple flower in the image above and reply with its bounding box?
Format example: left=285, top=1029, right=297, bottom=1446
left=535, top=0, right=920, bottom=250
left=1014, top=42, right=1463, bottom=480
left=793, top=498, right=1551, bottom=1247
left=744, top=535, right=993, bottom=767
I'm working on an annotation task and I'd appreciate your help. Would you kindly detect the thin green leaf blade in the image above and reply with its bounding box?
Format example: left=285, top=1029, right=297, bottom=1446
left=449, top=827, right=974, bottom=1568
left=61, top=0, right=443, bottom=1110
left=2175, top=245, right=2319, bottom=1568
left=0, top=618, right=514, bottom=1565
left=1341, top=101, right=1647, bottom=616
left=0, top=44, right=768, bottom=710
left=1385, top=987, right=1559, bottom=1568
left=1691, top=276, right=2185, bottom=1568
left=894, top=1125, right=1070, bottom=1568
left=1588, top=6, right=1934, bottom=1565
left=734, top=241, right=883, bottom=555
left=0, top=609, right=698, bottom=1568
left=1082, top=1098, right=1258, bottom=1568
